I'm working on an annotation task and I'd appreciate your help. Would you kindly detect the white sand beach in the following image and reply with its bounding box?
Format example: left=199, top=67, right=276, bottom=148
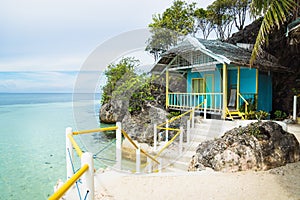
left=93, top=124, right=300, bottom=200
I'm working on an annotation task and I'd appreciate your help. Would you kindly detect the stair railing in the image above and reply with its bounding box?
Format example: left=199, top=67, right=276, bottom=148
left=238, top=92, right=249, bottom=114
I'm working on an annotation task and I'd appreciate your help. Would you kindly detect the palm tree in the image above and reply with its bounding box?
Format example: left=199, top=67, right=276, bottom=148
left=249, top=0, right=298, bottom=66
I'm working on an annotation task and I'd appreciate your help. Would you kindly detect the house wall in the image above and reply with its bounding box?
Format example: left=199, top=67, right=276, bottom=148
left=258, top=72, right=272, bottom=112
left=186, top=68, right=221, bottom=93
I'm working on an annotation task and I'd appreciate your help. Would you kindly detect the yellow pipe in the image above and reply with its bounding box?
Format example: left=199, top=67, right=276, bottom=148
left=67, top=134, right=83, bottom=158
left=222, top=63, right=227, bottom=119
left=166, top=69, right=169, bottom=109
left=237, top=66, right=240, bottom=110
left=73, top=126, right=117, bottom=135
left=121, top=129, right=159, bottom=165
left=158, top=109, right=193, bottom=127
left=155, top=130, right=181, bottom=158
left=48, top=164, right=89, bottom=200
left=157, top=127, right=180, bottom=131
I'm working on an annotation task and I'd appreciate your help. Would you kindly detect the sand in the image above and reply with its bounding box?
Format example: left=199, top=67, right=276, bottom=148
left=93, top=124, right=300, bottom=200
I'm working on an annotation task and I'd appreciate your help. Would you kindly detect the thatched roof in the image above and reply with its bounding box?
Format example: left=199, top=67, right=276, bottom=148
left=151, top=37, right=287, bottom=73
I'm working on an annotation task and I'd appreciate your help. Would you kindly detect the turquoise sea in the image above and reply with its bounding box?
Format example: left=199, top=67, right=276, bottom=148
left=0, top=93, right=116, bottom=200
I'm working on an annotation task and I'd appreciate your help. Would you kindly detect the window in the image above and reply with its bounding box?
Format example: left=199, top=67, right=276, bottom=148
left=192, top=78, right=205, bottom=93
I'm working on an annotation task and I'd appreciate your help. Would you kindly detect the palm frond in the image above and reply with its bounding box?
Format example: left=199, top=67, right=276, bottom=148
left=250, top=0, right=296, bottom=66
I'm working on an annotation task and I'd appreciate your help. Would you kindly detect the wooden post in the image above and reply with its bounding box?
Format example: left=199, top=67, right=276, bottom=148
left=136, top=144, right=141, bottom=173
left=166, top=69, right=169, bottom=109
left=222, top=63, right=227, bottom=119
left=154, top=124, right=157, bottom=151
left=293, top=95, right=297, bottom=121
left=81, top=152, right=94, bottom=200
left=187, top=120, right=190, bottom=144
left=116, top=122, right=122, bottom=170
left=66, top=127, right=74, bottom=180
left=237, top=66, right=240, bottom=110
left=179, top=127, right=183, bottom=154
left=165, top=120, right=169, bottom=142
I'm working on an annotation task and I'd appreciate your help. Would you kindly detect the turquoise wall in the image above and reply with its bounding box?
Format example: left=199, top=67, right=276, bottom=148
left=239, top=68, right=256, bottom=93
left=184, top=66, right=272, bottom=112
left=258, top=72, right=272, bottom=112
left=187, top=68, right=221, bottom=93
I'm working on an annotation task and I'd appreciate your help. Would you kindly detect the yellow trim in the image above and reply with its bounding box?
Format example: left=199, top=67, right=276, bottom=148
left=256, top=69, right=259, bottom=110
left=166, top=69, right=169, bottom=109
left=73, top=126, right=117, bottom=135
left=67, top=134, right=83, bottom=158
left=121, top=129, right=159, bottom=165
left=237, top=66, right=240, bottom=110
left=222, top=63, right=227, bottom=119
left=49, top=164, right=89, bottom=200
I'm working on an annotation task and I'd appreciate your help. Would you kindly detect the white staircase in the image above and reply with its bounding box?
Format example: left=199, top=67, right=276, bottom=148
left=164, top=119, right=237, bottom=172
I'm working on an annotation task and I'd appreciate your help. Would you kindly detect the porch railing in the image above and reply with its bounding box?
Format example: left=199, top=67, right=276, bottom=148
left=168, top=92, right=223, bottom=112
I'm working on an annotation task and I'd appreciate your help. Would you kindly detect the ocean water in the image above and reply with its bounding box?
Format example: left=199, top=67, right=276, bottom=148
left=0, top=93, right=116, bottom=200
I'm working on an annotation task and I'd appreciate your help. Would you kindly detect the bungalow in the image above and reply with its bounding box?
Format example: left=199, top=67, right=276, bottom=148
left=151, top=37, right=286, bottom=120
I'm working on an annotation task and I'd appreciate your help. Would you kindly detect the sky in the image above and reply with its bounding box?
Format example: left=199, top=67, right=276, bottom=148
left=0, top=0, right=215, bottom=93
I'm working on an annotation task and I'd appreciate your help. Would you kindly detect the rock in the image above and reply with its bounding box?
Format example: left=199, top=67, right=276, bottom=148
left=99, top=99, right=130, bottom=124
left=189, top=121, right=300, bottom=172
left=122, top=105, right=168, bottom=144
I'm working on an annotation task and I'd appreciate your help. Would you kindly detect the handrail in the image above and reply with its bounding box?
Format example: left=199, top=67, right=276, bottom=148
left=238, top=92, right=249, bottom=113
left=67, top=134, right=83, bottom=158
left=226, top=107, right=233, bottom=120
left=154, top=129, right=181, bottom=158
left=49, top=164, right=89, bottom=200
left=121, top=129, right=160, bottom=165
left=73, top=126, right=117, bottom=135
left=157, top=127, right=180, bottom=131
left=158, top=109, right=193, bottom=127
left=158, top=102, right=203, bottom=128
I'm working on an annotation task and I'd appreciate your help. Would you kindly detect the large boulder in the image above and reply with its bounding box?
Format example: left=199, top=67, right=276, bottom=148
left=189, top=121, right=300, bottom=172
left=122, top=105, right=168, bottom=144
left=99, top=99, right=129, bottom=124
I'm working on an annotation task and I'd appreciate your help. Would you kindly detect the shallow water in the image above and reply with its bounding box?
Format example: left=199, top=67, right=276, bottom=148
left=0, top=93, right=116, bottom=199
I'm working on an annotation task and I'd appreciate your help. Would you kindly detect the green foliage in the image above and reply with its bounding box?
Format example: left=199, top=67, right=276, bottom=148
left=239, top=98, right=255, bottom=113
left=167, top=111, right=181, bottom=119
left=246, top=110, right=269, bottom=120
left=237, top=122, right=263, bottom=138
left=101, top=57, right=139, bottom=104
left=193, top=8, right=215, bottom=39
left=274, top=110, right=287, bottom=120
left=249, top=0, right=296, bottom=66
left=146, top=0, right=196, bottom=60
left=128, top=75, right=158, bottom=114
left=101, top=58, right=161, bottom=114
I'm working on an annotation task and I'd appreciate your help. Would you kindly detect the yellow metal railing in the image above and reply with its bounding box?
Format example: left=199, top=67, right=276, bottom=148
left=121, top=129, right=160, bottom=165
left=49, top=164, right=89, bottom=200
left=50, top=126, right=117, bottom=200
left=142, top=102, right=204, bottom=171
left=73, top=126, right=117, bottom=135
left=238, top=93, right=249, bottom=114
left=68, top=134, right=83, bottom=157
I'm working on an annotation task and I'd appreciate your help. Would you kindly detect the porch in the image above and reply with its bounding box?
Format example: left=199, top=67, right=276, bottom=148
left=167, top=92, right=256, bottom=117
